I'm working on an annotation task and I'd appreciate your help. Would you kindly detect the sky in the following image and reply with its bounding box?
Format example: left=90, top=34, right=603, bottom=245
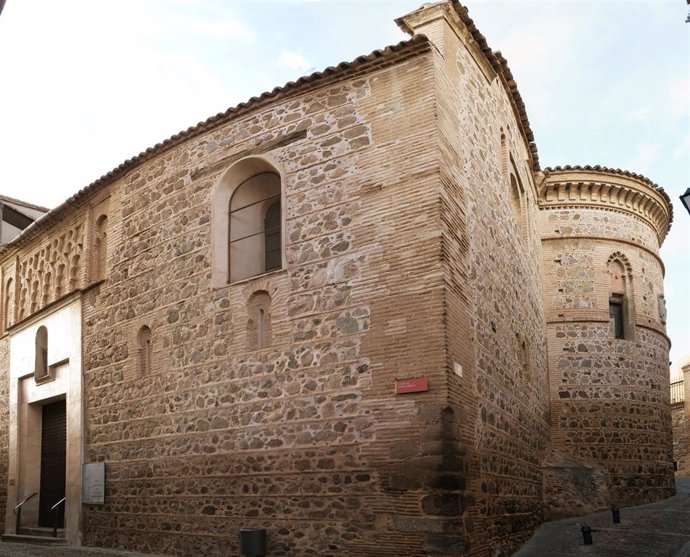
left=0, top=0, right=688, bottom=366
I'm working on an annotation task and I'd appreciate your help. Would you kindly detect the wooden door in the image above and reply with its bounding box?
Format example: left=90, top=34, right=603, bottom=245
left=38, top=400, right=66, bottom=528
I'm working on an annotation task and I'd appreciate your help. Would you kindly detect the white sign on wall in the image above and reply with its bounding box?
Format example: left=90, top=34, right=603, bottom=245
left=82, top=462, right=105, bottom=504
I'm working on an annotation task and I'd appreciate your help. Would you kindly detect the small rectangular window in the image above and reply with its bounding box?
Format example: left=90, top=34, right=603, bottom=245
left=609, top=299, right=624, bottom=339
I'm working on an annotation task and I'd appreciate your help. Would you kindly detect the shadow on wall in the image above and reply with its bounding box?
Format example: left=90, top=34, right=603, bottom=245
left=542, top=448, right=611, bottom=520
left=672, top=358, right=690, bottom=476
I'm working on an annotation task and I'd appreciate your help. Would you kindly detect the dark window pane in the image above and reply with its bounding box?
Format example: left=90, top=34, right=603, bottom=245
left=230, top=173, right=281, bottom=213
left=264, top=201, right=281, bottom=271
left=229, top=173, right=281, bottom=282
left=610, top=301, right=624, bottom=339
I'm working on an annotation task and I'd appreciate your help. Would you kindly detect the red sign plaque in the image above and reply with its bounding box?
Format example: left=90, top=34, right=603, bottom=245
left=395, top=377, right=429, bottom=395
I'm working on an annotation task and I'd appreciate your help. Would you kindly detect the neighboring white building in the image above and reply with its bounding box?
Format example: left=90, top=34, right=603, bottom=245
left=0, top=196, right=48, bottom=245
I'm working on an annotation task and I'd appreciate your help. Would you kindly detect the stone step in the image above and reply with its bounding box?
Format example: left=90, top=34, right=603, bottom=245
left=18, top=527, right=64, bottom=538
left=1, top=534, right=67, bottom=545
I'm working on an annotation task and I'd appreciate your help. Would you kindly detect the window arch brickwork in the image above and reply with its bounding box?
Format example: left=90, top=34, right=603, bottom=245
left=211, top=157, right=284, bottom=287
left=516, top=332, right=529, bottom=382
left=4, top=278, right=13, bottom=331
left=607, top=253, right=635, bottom=340
left=246, top=291, right=273, bottom=350
left=508, top=157, right=528, bottom=243
left=137, top=325, right=152, bottom=376
left=93, top=214, right=108, bottom=281
left=35, top=326, right=49, bottom=382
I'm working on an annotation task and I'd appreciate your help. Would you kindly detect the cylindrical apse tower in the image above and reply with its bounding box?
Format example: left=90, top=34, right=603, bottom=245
left=539, top=165, right=674, bottom=506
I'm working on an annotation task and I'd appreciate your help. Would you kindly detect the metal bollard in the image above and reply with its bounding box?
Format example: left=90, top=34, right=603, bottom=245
left=240, top=528, right=266, bottom=557
left=581, top=525, right=593, bottom=545
left=612, top=506, right=620, bottom=524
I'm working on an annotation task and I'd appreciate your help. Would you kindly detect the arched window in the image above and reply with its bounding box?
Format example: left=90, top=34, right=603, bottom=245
left=229, top=172, right=282, bottom=282
left=35, top=326, right=48, bottom=381
left=246, top=291, right=272, bottom=350
left=508, top=158, right=528, bottom=242
left=211, top=157, right=284, bottom=287
left=42, top=271, right=51, bottom=305
left=56, top=263, right=66, bottom=298
left=517, top=334, right=529, bottom=371
left=93, top=215, right=108, bottom=281
left=509, top=174, right=522, bottom=219
left=4, top=278, right=13, bottom=330
left=608, top=255, right=634, bottom=340
left=515, top=332, right=530, bottom=384
left=30, top=279, right=39, bottom=313
left=137, top=326, right=152, bottom=376
left=500, top=131, right=508, bottom=177
left=69, top=254, right=80, bottom=290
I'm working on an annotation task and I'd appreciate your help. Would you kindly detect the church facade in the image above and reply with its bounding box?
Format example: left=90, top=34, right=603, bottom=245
left=0, top=2, right=674, bottom=556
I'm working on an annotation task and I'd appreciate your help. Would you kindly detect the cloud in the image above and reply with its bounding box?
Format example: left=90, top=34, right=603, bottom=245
left=277, top=50, right=311, bottom=73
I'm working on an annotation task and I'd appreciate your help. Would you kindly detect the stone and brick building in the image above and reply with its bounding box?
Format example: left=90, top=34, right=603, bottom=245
left=0, top=1, right=675, bottom=556
left=671, top=357, right=690, bottom=476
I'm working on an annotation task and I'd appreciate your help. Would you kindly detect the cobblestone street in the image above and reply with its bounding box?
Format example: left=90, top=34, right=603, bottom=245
left=515, top=478, right=690, bottom=556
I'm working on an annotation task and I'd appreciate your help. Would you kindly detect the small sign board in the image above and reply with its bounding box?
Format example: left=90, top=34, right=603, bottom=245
left=395, top=377, right=429, bottom=395
left=82, top=462, right=105, bottom=504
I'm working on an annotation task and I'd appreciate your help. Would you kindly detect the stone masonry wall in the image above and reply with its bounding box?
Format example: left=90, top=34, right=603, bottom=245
left=540, top=199, right=674, bottom=509
left=672, top=404, right=690, bottom=476
left=402, top=8, right=551, bottom=555
left=443, top=38, right=549, bottom=557
left=0, top=336, right=8, bottom=530
left=78, top=49, right=460, bottom=557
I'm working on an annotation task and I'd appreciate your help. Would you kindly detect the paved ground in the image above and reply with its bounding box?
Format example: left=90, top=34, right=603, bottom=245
left=515, top=478, right=690, bottom=557
left=0, top=544, right=168, bottom=557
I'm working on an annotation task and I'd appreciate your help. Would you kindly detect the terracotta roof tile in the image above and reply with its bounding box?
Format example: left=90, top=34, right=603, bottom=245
left=73, top=35, right=431, bottom=205
left=451, top=1, right=540, bottom=170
